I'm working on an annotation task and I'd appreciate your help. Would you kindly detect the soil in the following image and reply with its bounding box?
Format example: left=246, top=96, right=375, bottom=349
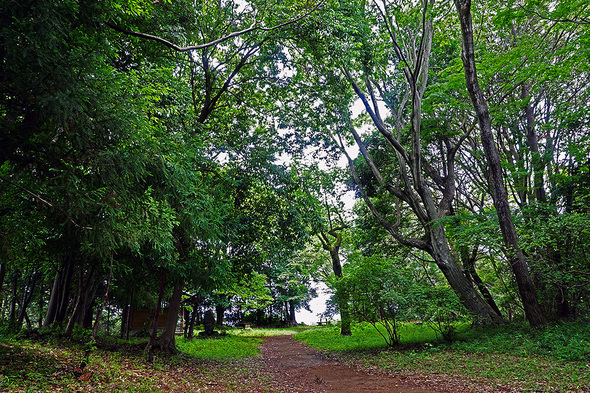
left=260, top=335, right=440, bottom=393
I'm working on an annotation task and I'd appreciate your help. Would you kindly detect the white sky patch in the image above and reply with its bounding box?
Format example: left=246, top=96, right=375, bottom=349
left=296, top=282, right=339, bottom=325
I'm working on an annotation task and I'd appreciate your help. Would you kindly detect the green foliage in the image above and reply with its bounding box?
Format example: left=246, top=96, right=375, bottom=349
left=518, top=204, right=590, bottom=319
left=449, top=322, right=590, bottom=363
left=412, top=285, right=469, bottom=342
left=342, top=255, right=408, bottom=345
left=341, top=254, right=466, bottom=345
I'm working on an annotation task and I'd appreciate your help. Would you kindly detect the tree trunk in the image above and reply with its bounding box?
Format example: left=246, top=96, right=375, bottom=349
left=17, top=272, right=40, bottom=331
left=288, top=300, right=297, bottom=325
left=522, top=84, right=547, bottom=204
left=319, top=230, right=352, bottom=335
left=65, top=265, right=96, bottom=336
left=44, top=253, right=75, bottom=328
left=330, top=252, right=351, bottom=335
left=187, top=307, right=198, bottom=339
left=43, top=268, right=61, bottom=328
left=429, top=225, right=505, bottom=324
left=454, top=0, right=547, bottom=327
left=121, top=303, right=130, bottom=339
left=146, top=268, right=166, bottom=352
left=9, top=274, right=18, bottom=323
left=156, top=281, right=183, bottom=352
left=56, top=255, right=75, bottom=325
left=461, top=247, right=503, bottom=317
left=215, top=304, right=225, bottom=327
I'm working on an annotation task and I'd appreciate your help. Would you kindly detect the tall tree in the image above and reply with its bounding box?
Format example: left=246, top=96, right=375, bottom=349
left=454, top=0, right=547, bottom=326
left=284, top=0, right=504, bottom=323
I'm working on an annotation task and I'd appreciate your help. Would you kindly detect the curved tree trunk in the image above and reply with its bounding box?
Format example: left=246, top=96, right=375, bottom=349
left=461, top=247, right=502, bottom=317
left=65, top=265, right=96, bottom=336
left=429, top=225, right=505, bottom=324
left=319, top=230, right=352, bottom=335
left=454, top=0, right=547, bottom=327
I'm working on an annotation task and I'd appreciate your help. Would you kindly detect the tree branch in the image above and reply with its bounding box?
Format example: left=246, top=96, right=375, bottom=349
left=0, top=177, right=93, bottom=230
left=105, top=2, right=323, bottom=52
left=519, top=4, right=590, bottom=25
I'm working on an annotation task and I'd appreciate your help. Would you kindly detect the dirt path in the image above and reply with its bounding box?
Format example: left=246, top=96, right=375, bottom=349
left=260, top=335, right=440, bottom=393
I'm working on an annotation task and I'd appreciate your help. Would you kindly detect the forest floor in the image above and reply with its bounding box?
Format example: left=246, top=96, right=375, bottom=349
left=259, top=335, right=442, bottom=392
left=1, top=333, right=587, bottom=392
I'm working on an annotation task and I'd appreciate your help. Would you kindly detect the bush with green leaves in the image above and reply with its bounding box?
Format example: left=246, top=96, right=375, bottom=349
left=342, top=254, right=467, bottom=345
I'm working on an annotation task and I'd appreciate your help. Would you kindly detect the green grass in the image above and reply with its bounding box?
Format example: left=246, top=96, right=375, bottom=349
left=294, top=322, right=457, bottom=351
left=295, top=321, right=590, bottom=392
left=177, top=326, right=309, bottom=359
left=177, top=335, right=263, bottom=359
left=448, top=321, right=590, bottom=362
left=230, top=326, right=307, bottom=337
left=2, top=323, right=588, bottom=392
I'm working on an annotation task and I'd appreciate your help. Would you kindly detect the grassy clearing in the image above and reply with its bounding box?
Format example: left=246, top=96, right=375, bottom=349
left=230, top=326, right=307, bottom=337
left=177, top=326, right=308, bottom=359
left=0, top=327, right=307, bottom=392
left=177, top=335, right=264, bottom=359
left=295, top=321, right=590, bottom=392
left=2, top=323, right=588, bottom=392
left=295, top=322, right=455, bottom=351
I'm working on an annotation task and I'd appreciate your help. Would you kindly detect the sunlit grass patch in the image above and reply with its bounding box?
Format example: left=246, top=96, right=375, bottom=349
left=294, top=322, right=449, bottom=351
left=231, top=326, right=308, bottom=337
left=177, top=326, right=310, bottom=359
left=177, top=335, right=263, bottom=359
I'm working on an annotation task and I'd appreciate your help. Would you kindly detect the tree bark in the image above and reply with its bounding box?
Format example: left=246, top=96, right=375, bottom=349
left=145, top=267, right=166, bottom=352
left=156, top=281, right=183, bottom=352
left=461, top=247, right=502, bottom=317
left=288, top=300, right=297, bottom=325
left=454, top=0, right=547, bottom=327
left=43, top=268, right=61, bottom=328
left=215, top=304, right=225, bottom=327
left=9, top=274, right=18, bottom=323
left=319, top=230, right=352, bottom=335
left=56, top=254, right=75, bottom=325
left=65, top=265, right=97, bottom=336
left=522, top=84, right=547, bottom=203
left=187, top=307, right=198, bottom=339
left=17, top=272, right=40, bottom=331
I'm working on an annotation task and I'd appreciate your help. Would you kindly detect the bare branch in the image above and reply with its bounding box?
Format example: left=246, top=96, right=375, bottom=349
left=105, top=2, right=323, bottom=52
left=519, top=4, right=590, bottom=25
left=331, top=133, right=431, bottom=252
